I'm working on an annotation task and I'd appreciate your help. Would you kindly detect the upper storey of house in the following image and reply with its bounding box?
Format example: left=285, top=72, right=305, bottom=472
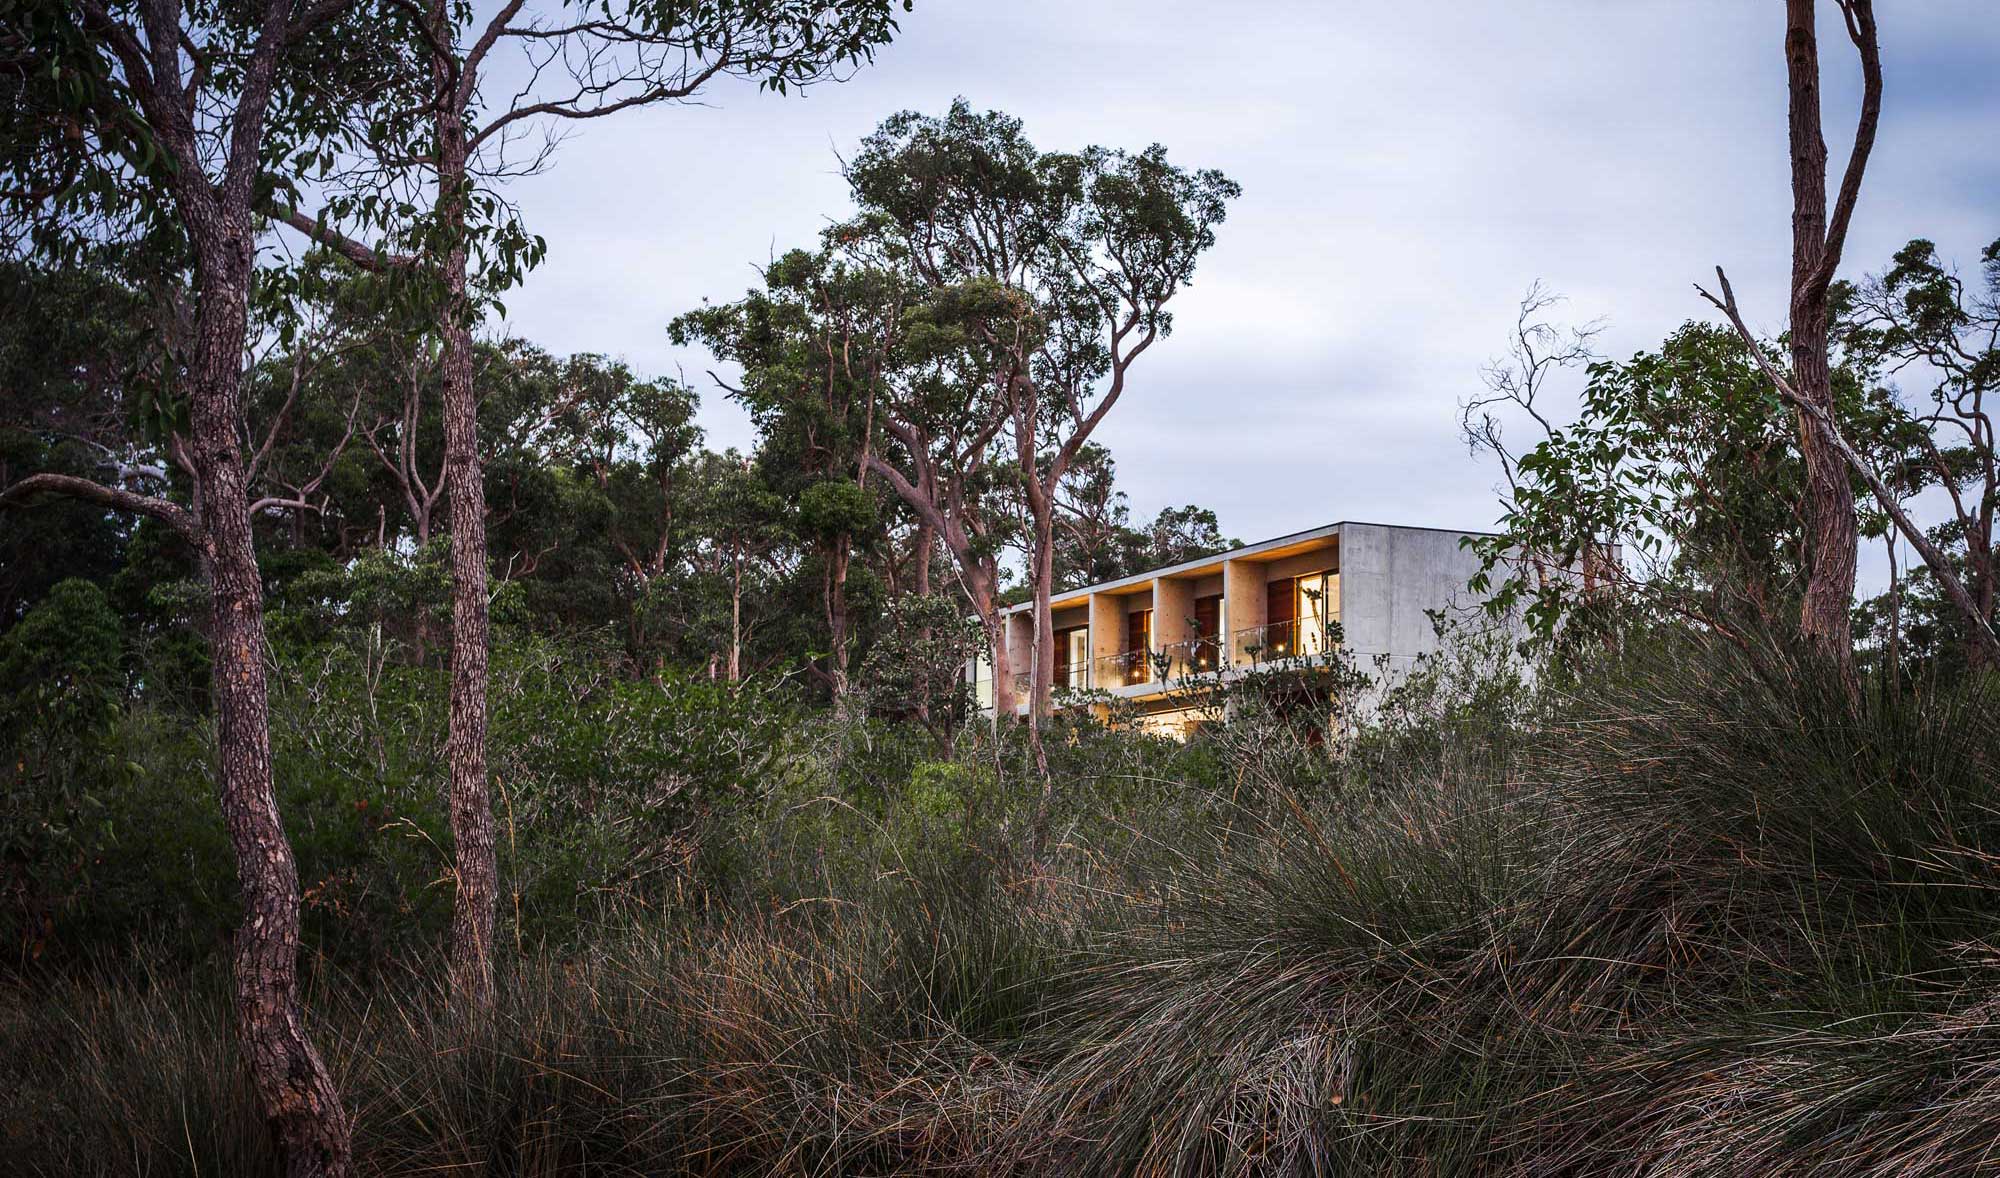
left=975, top=521, right=1499, bottom=716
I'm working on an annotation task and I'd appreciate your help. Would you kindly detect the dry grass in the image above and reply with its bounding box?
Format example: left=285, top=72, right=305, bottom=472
left=6, top=637, right=1999, bottom=1175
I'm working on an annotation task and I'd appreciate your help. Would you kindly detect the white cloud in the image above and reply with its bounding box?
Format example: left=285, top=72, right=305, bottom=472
left=494, top=0, right=2000, bottom=588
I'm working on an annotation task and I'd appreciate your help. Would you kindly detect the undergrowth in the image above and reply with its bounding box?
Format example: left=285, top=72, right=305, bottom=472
left=5, top=635, right=1997, bottom=1175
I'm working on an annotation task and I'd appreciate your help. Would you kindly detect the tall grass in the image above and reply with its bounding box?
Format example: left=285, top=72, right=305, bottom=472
left=5, top=636, right=1998, bottom=1175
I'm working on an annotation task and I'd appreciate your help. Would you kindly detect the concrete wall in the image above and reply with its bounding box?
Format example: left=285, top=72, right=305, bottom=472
left=1222, top=558, right=1267, bottom=663
left=1334, top=523, right=1491, bottom=674
left=1266, top=549, right=1338, bottom=582
left=975, top=523, right=1500, bottom=714
left=1153, top=576, right=1195, bottom=669
left=1088, top=592, right=1122, bottom=671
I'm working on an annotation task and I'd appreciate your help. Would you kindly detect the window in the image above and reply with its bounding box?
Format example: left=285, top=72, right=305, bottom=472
left=1125, top=608, right=1152, bottom=683
left=1265, top=578, right=1297, bottom=656
left=1055, top=625, right=1091, bottom=690
left=1191, top=594, right=1223, bottom=668
left=1260, top=572, right=1338, bottom=658
left=1298, top=571, right=1340, bottom=656
left=970, top=652, right=994, bottom=709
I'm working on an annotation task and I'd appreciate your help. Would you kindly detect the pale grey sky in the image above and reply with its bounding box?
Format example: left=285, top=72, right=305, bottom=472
left=498, top=1, right=2000, bottom=563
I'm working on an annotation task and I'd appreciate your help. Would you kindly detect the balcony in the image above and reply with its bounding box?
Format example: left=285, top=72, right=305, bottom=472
left=1009, top=666, right=1094, bottom=700
left=1092, top=649, right=1152, bottom=687
left=1162, top=633, right=1226, bottom=673
left=1232, top=618, right=1339, bottom=663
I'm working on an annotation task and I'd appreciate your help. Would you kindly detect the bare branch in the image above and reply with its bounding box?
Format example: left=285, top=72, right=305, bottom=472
left=1700, top=266, right=2000, bottom=664
left=1, top=471, right=198, bottom=543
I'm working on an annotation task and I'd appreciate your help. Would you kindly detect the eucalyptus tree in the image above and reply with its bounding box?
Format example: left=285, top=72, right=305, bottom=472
left=0, top=0, right=374, bottom=1170
left=272, top=0, right=907, bottom=1006
left=843, top=101, right=1237, bottom=745
left=1845, top=235, right=2000, bottom=666
left=1052, top=443, right=1236, bottom=590
left=1697, top=0, right=1882, bottom=693
left=674, top=247, right=906, bottom=710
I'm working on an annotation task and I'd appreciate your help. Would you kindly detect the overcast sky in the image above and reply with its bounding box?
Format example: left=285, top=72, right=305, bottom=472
left=495, top=1, right=1999, bottom=567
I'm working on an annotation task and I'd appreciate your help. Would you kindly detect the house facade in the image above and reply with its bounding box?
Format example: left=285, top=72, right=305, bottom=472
left=968, top=521, right=1499, bottom=735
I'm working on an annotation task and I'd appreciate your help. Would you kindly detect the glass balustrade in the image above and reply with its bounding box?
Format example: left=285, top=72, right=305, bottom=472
left=1162, top=633, right=1226, bottom=672
left=1092, top=649, right=1151, bottom=687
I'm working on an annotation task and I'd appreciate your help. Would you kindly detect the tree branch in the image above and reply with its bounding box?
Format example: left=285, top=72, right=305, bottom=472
left=267, top=202, right=417, bottom=272
left=1699, top=265, right=2000, bottom=664
left=1813, top=0, right=1881, bottom=300
left=1, top=471, right=198, bottom=543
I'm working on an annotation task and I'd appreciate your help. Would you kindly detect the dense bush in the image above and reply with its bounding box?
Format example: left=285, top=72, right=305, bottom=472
left=1, top=633, right=804, bottom=968
left=12, top=627, right=1999, bottom=1175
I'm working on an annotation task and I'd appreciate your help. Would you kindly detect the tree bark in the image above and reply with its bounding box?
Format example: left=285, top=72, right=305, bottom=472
left=193, top=227, right=354, bottom=1176
left=827, top=533, right=851, bottom=716
left=432, top=46, right=498, bottom=1010
left=963, top=565, right=1015, bottom=718
left=912, top=520, right=934, bottom=596
left=1783, top=0, right=1878, bottom=693
left=730, top=537, right=744, bottom=682
left=1029, top=500, right=1057, bottom=722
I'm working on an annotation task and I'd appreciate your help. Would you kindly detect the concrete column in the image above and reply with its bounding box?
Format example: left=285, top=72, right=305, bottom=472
left=1152, top=576, right=1195, bottom=675
left=1223, top=558, right=1268, bottom=666
left=1088, top=591, right=1122, bottom=689
left=1004, top=611, right=1035, bottom=714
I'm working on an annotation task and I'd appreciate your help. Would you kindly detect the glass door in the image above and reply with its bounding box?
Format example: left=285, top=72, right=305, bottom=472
left=1065, top=628, right=1091, bottom=690
left=1297, top=572, right=1340, bottom=656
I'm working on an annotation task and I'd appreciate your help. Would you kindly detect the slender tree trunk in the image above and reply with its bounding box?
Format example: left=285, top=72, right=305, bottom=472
left=432, top=71, right=497, bottom=1010
left=966, top=568, right=1014, bottom=717
left=827, top=534, right=851, bottom=716
left=730, top=538, right=743, bottom=682
left=911, top=520, right=935, bottom=732
left=192, top=231, right=353, bottom=1177
left=912, top=520, right=934, bottom=596
left=1021, top=483, right=1057, bottom=852
left=1786, top=0, right=1859, bottom=690
left=1885, top=531, right=1901, bottom=700
left=1972, top=498, right=1995, bottom=670
left=1029, top=502, right=1057, bottom=722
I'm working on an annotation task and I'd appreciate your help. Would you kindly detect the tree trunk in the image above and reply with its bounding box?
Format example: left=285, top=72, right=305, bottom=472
left=912, top=520, right=934, bottom=596
left=433, top=70, right=497, bottom=1011
left=1786, top=0, right=1859, bottom=690
left=1885, top=531, right=1901, bottom=699
left=729, top=538, right=743, bottom=683
left=910, top=520, right=935, bottom=734
left=827, top=534, right=851, bottom=716
left=1972, top=496, right=1995, bottom=670
left=192, top=230, right=353, bottom=1177
left=966, top=568, right=1014, bottom=718
left=1029, top=502, right=1057, bottom=723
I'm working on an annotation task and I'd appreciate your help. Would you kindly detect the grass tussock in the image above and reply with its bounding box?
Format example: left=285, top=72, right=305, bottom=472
left=6, top=636, right=2000, bottom=1175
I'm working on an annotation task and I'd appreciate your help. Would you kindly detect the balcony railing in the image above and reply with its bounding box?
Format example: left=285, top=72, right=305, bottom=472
left=1008, top=666, right=1094, bottom=699
left=1232, top=619, right=1339, bottom=662
left=1162, top=633, right=1226, bottom=673
left=1092, top=649, right=1151, bottom=687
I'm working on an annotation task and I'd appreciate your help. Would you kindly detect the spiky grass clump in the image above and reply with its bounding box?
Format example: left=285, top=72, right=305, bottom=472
left=6, top=637, right=1999, bottom=1176
left=1005, top=638, right=2000, bottom=1176
left=0, top=843, right=1073, bottom=1176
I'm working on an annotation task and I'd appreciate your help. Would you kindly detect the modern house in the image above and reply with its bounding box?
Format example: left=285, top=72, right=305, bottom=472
left=968, top=521, right=1500, bottom=736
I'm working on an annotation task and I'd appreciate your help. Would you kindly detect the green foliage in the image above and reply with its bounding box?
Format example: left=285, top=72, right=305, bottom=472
left=0, top=579, right=122, bottom=741
left=797, top=478, right=877, bottom=540
left=1470, top=321, right=1909, bottom=655
left=858, top=592, right=979, bottom=746
left=16, top=635, right=2000, bottom=1174
left=0, top=632, right=806, bottom=968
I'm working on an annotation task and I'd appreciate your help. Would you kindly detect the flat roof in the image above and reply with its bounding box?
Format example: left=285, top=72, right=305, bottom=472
left=1002, top=519, right=1499, bottom=616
